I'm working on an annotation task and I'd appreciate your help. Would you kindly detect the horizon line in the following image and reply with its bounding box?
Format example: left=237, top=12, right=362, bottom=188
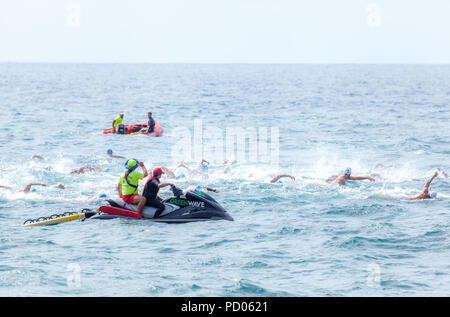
left=1, top=61, right=450, bottom=65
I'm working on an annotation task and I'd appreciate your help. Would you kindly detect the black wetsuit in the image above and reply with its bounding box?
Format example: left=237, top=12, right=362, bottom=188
left=143, top=178, right=165, bottom=217
left=148, top=117, right=155, bottom=133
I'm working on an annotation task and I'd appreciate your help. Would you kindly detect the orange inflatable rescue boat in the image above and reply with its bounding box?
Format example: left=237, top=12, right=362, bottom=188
left=102, top=121, right=163, bottom=136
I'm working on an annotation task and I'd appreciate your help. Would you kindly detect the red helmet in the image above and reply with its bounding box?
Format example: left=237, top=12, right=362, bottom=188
left=153, top=167, right=165, bottom=177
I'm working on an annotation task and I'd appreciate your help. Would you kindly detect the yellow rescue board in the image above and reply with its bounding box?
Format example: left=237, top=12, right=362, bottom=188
left=130, top=131, right=145, bottom=135
left=21, top=213, right=85, bottom=227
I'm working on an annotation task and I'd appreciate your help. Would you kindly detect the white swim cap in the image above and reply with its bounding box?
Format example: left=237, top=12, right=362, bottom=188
left=344, top=168, right=352, bottom=175
left=430, top=192, right=437, bottom=198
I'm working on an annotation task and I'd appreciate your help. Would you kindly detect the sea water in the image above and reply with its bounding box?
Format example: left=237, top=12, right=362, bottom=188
left=0, top=64, right=449, bottom=296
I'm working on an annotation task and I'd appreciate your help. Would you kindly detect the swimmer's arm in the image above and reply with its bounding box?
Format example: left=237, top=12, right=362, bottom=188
left=91, top=165, right=104, bottom=172
left=22, top=183, right=47, bottom=193
left=0, top=185, right=12, bottom=190
left=161, top=167, right=175, bottom=179
left=270, top=174, right=295, bottom=183
left=205, top=187, right=219, bottom=193
left=423, top=171, right=438, bottom=191
left=349, top=176, right=375, bottom=182
left=109, top=153, right=126, bottom=159
left=177, top=163, right=192, bottom=172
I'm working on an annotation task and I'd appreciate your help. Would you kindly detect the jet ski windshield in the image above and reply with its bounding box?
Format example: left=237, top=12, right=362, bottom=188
left=187, top=189, right=218, bottom=203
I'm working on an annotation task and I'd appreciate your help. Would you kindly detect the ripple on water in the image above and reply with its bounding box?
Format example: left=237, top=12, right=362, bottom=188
left=1, top=64, right=450, bottom=296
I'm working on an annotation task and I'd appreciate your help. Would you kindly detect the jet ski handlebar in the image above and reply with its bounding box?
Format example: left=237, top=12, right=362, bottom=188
left=171, top=185, right=184, bottom=197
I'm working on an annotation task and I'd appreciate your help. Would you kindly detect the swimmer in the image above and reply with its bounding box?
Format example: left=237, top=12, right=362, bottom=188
left=367, top=163, right=395, bottom=180
left=70, top=165, right=103, bottom=174
left=407, top=171, right=439, bottom=200
left=191, top=159, right=209, bottom=173
left=270, top=174, right=296, bottom=183
left=373, top=163, right=395, bottom=170
left=19, top=183, right=48, bottom=193
left=194, top=185, right=220, bottom=193
left=0, top=183, right=65, bottom=193
left=159, top=166, right=189, bottom=180
left=31, top=155, right=45, bottom=160
left=177, top=160, right=210, bottom=177
left=326, top=168, right=375, bottom=185
left=161, top=166, right=176, bottom=179
left=222, top=159, right=238, bottom=174
left=106, top=149, right=126, bottom=159
left=53, top=183, right=66, bottom=190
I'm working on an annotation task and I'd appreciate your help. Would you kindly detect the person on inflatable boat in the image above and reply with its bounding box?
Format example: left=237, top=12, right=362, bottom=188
left=112, top=113, right=124, bottom=132
left=118, top=159, right=148, bottom=214
left=147, top=112, right=155, bottom=133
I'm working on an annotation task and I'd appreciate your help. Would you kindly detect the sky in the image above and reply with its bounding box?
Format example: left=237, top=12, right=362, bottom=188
left=0, top=0, right=449, bottom=63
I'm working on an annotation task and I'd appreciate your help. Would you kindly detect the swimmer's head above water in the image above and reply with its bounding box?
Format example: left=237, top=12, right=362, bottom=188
left=344, top=168, right=352, bottom=178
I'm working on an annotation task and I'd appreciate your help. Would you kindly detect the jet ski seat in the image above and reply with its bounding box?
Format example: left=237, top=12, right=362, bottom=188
left=106, top=199, right=176, bottom=218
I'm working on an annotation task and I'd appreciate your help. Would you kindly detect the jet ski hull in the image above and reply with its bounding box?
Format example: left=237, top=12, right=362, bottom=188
left=90, top=192, right=233, bottom=223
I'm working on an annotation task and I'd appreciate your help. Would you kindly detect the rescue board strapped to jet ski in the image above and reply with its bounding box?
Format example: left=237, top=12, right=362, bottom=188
left=102, top=121, right=163, bottom=136
left=21, top=210, right=98, bottom=227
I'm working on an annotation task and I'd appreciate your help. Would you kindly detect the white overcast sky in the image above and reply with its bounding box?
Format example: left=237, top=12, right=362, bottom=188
left=1, top=0, right=449, bottom=63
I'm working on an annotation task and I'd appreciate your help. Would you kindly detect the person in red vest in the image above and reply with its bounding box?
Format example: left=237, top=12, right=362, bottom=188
left=142, top=168, right=175, bottom=218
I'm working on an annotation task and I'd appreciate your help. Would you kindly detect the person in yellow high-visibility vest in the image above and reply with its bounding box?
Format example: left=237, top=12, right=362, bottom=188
left=112, top=113, right=124, bottom=132
left=118, top=159, right=148, bottom=214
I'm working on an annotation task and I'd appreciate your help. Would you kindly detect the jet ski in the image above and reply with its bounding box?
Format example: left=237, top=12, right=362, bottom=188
left=89, top=186, right=233, bottom=223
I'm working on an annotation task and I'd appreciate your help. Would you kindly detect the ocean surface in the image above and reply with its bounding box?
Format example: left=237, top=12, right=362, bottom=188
left=0, top=63, right=449, bottom=296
